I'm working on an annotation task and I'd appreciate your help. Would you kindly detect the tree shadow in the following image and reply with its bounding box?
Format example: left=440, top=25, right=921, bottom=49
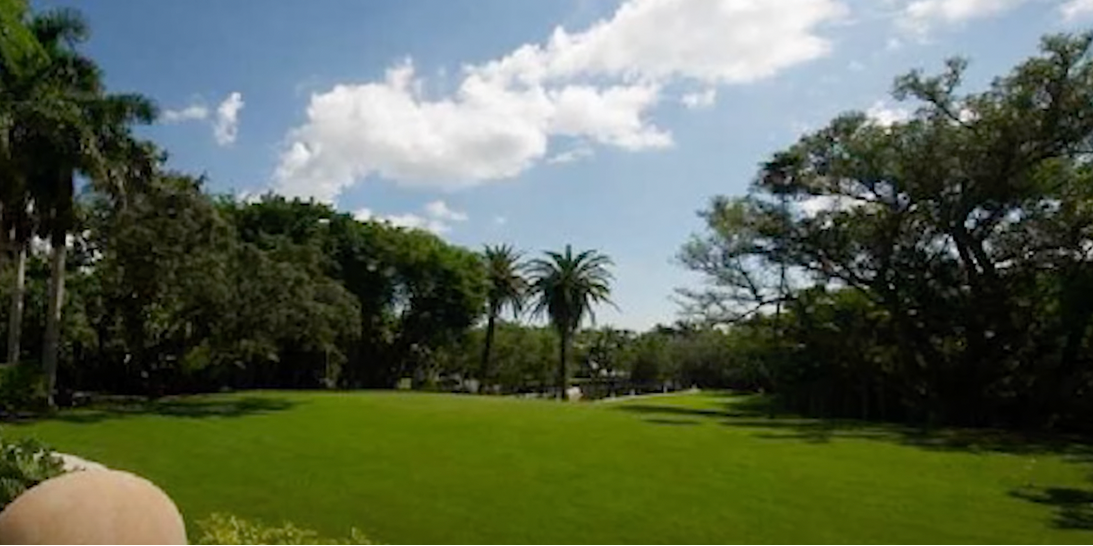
left=643, top=418, right=702, bottom=426
left=615, top=394, right=1093, bottom=534
left=615, top=397, right=1093, bottom=457
left=1011, top=486, right=1093, bottom=530
left=9, top=395, right=298, bottom=425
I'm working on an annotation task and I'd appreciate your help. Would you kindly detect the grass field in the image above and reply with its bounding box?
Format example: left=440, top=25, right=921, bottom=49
left=6, top=391, right=1093, bottom=544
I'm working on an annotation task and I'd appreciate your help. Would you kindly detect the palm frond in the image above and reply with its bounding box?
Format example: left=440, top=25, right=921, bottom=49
left=526, top=244, right=615, bottom=336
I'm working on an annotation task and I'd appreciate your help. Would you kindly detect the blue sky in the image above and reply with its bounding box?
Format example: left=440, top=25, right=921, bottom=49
left=41, top=0, right=1093, bottom=330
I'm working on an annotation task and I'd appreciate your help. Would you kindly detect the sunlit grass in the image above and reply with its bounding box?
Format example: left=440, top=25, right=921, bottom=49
left=7, top=391, right=1093, bottom=544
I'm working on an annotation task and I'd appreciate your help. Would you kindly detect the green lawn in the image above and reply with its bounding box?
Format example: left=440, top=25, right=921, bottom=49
left=6, top=391, right=1093, bottom=544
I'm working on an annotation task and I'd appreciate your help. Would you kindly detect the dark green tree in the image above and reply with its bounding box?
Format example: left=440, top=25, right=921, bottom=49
left=680, top=32, right=1093, bottom=428
left=14, top=7, right=156, bottom=402
left=480, top=244, right=525, bottom=389
left=527, top=245, right=614, bottom=398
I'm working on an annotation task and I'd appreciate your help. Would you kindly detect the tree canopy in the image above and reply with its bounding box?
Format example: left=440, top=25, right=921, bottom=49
left=680, top=32, right=1093, bottom=429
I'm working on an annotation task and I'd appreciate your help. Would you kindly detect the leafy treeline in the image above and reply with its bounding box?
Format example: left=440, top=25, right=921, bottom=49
left=0, top=1, right=625, bottom=404
left=7, top=0, right=1093, bottom=436
left=680, top=33, right=1093, bottom=431
left=2, top=177, right=499, bottom=397
left=443, top=322, right=754, bottom=396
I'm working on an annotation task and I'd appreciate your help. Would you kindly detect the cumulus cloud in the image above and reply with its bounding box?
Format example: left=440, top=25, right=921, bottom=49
left=1061, top=0, right=1093, bottom=19
left=162, top=92, right=245, bottom=146
left=162, top=104, right=209, bottom=123
left=896, top=0, right=1029, bottom=34
left=354, top=208, right=373, bottom=222
left=273, top=0, right=849, bottom=203
left=354, top=200, right=468, bottom=235
left=547, top=145, right=595, bottom=165
left=866, top=100, right=911, bottom=127
left=680, top=88, right=717, bottom=109
left=424, top=200, right=469, bottom=222
left=214, top=92, right=245, bottom=146
left=798, top=195, right=864, bottom=218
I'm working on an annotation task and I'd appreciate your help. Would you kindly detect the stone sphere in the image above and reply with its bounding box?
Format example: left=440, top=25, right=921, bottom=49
left=0, top=469, right=186, bottom=545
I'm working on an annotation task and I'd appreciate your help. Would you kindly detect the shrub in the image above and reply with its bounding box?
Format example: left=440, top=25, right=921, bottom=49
left=194, top=513, right=372, bottom=545
left=0, top=363, right=48, bottom=414
left=0, top=436, right=65, bottom=510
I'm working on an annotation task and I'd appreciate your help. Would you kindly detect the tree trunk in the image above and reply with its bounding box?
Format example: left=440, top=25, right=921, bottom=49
left=42, top=230, right=66, bottom=407
left=6, top=241, right=26, bottom=365
left=557, top=330, right=568, bottom=400
left=0, top=209, right=7, bottom=277
left=480, top=313, right=497, bottom=391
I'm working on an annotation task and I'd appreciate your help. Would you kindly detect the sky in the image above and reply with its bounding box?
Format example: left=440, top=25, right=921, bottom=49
left=39, top=0, right=1093, bottom=330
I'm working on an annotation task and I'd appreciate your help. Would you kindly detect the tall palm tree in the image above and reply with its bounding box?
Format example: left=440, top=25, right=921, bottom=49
left=527, top=244, right=614, bottom=399
left=3, top=196, right=31, bottom=365
left=0, top=0, right=45, bottom=365
left=480, top=244, right=525, bottom=389
left=19, top=7, right=156, bottom=402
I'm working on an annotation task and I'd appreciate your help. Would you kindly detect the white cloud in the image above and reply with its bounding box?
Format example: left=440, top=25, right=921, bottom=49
left=473, top=0, right=848, bottom=86
left=355, top=200, right=468, bottom=235
left=273, top=0, right=849, bottom=203
left=235, top=189, right=264, bottom=204
left=897, top=0, right=1028, bottom=34
left=162, top=104, right=209, bottom=123
left=866, top=100, right=911, bottom=126
left=1061, top=0, right=1093, bottom=19
left=547, top=145, right=595, bottom=164
left=214, top=92, right=245, bottom=146
left=680, top=88, right=717, bottom=109
left=163, top=92, right=245, bottom=146
left=493, top=216, right=508, bottom=226
left=848, top=60, right=866, bottom=72
left=383, top=213, right=442, bottom=233
left=424, top=200, right=469, bottom=222
left=798, top=195, right=864, bottom=218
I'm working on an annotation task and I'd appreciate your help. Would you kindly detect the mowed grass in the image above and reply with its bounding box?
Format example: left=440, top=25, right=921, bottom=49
left=6, top=391, right=1093, bottom=544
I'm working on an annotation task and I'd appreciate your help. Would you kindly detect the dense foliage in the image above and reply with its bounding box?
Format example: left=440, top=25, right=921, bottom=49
left=0, top=177, right=496, bottom=396
left=681, top=33, right=1093, bottom=430
left=0, top=435, right=64, bottom=510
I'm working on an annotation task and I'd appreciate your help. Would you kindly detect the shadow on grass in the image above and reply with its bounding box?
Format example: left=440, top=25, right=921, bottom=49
left=616, top=393, right=1093, bottom=533
left=643, top=418, right=702, bottom=426
left=1011, top=486, right=1093, bottom=530
left=13, top=396, right=298, bottom=425
left=615, top=397, right=1093, bottom=456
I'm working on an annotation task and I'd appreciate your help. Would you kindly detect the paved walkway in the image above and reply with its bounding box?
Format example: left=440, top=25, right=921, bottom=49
left=593, top=387, right=700, bottom=404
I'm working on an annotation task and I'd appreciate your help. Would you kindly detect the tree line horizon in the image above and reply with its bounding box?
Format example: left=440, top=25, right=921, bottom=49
left=4, top=0, right=1093, bottom=432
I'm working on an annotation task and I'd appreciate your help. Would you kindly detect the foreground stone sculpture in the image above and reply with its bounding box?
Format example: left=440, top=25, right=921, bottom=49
left=0, top=469, right=186, bottom=545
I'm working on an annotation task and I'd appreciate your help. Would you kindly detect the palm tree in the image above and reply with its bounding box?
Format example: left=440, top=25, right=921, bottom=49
left=3, top=196, right=31, bottom=365
left=480, top=244, right=525, bottom=389
left=527, top=245, right=614, bottom=399
left=0, top=0, right=45, bottom=365
left=19, top=7, right=156, bottom=402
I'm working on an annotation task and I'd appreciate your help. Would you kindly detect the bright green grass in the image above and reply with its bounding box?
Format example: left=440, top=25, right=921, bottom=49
left=6, top=391, right=1093, bottom=544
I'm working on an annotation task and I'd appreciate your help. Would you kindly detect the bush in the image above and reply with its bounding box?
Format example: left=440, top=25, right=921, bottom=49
left=194, top=513, right=372, bottom=545
left=0, top=436, right=65, bottom=510
left=0, top=363, right=48, bottom=414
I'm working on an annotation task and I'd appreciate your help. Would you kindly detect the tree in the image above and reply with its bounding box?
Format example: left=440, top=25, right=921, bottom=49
left=480, top=244, right=525, bottom=389
left=19, top=7, right=156, bottom=402
left=679, top=32, right=1093, bottom=429
left=224, top=196, right=486, bottom=389
left=0, top=0, right=44, bottom=365
left=527, top=245, right=614, bottom=398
